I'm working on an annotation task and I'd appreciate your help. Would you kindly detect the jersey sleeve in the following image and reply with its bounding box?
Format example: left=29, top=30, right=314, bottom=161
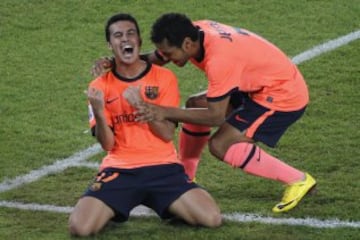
left=206, top=56, right=241, bottom=99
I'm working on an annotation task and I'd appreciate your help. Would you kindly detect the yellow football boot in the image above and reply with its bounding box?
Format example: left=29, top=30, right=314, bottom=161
left=272, top=173, right=316, bottom=213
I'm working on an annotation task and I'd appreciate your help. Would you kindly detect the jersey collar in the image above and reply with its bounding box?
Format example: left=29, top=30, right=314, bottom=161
left=111, top=60, right=152, bottom=82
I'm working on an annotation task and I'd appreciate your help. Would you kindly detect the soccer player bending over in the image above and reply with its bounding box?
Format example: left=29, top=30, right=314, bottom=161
left=68, top=13, right=222, bottom=237
left=122, top=13, right=317, bottom=213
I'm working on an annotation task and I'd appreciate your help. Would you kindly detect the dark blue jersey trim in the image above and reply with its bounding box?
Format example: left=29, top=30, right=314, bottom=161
left=207, top=87, right=238, bottom=102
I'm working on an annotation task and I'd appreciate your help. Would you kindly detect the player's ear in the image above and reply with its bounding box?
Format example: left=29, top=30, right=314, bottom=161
left=107, top=42, right=112, bottom=50
left=182, top=37, right=192, bottom=51
left=139, top=38, right=142, bottom=47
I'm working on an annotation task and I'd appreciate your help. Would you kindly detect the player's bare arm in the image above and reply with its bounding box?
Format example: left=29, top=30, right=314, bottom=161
left=140, top=50, right=170, bottom=65
left=87, top=87, right=115, bottom=150
left=136, top=98, right=230, bottom=127
left=90, top=57, right=113, bottom=77
left=148, top=120, right=176, bottom=142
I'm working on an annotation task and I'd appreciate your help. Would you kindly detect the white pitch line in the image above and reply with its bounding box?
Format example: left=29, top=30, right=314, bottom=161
left=0, top=200, right=73, bottom=214
left=292, top=30, right=360, bottom=64
left=1, top=200, right=359, bottom=229
left=223, top=213, right=360, bottom=229
left=0, top=201, right=155, bottom=217
left=1, top=30, right=360, bottom=229
left=0, top=144, right=101, bottom=193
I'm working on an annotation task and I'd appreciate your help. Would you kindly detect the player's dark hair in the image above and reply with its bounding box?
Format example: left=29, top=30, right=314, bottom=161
left=105, top=13, right=141, bottom=42
left=151, top=13, right=199, bottom=47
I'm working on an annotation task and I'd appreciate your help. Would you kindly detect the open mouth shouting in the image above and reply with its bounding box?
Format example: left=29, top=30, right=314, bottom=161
left=122, top=44, right=134, bottom=57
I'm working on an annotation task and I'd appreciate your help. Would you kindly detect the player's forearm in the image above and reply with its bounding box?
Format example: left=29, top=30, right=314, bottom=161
left=140, top=50, right=169, bottom=66
left=164, top=107, right=224, bottom=127
left=148, top=120, right=175, bottom=142
left=94, top=113, right=114, bottom=151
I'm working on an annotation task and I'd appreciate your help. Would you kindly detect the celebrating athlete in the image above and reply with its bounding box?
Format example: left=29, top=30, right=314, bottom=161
left=68, top=13, right=222, bottom=237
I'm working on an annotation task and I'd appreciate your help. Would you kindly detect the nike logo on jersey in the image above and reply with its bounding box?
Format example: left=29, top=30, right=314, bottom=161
left=235, top=115, right=248, bottom=123
left=106, top=97, right=119, bottom=104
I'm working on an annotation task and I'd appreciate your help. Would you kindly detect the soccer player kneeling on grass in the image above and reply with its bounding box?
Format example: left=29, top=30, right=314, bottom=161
left=68, top=13, right=222, bottom=237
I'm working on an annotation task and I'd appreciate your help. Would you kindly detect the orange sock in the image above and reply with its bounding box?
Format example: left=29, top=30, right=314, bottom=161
left=179, top=123, right=211, bottom=181
left=223, top=142, right=304, bottom=184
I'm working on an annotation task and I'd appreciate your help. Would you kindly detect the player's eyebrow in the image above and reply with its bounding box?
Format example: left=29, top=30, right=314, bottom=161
left=113, top=28, right=137, bottom=36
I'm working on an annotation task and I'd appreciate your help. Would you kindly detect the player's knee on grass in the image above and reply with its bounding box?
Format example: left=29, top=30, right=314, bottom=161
left=68, top=216, right=96, bottom=237
left=169, top=188, right=222, bottom=228
left=186, top=204, right=222, bottom=228
left=202, top=208, right=222, bottom=228
left=68, top=203, right=112, bottom=236
left=195, top=190, right=222, bottom=228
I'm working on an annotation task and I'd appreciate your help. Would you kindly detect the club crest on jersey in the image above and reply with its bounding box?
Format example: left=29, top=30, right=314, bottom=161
left=145, top=86, right=159, bottom=100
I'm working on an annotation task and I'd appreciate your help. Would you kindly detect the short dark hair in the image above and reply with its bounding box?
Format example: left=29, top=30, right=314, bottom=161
left=151, top=13, right=199, bottom=47
left=105, top=13, right=141, bottom=42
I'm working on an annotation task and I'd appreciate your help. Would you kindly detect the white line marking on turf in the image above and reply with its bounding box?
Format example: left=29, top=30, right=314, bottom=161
left=223, top=213, right=360, bottom=229
left=0, top=200, right=73, bottom=214
left=1, top=200, right=359, bottom=229
left=0, top=144, right=101, bottom=193
left=1, top=30, right=360, bottom=229
left=0, top=201, right=155, bottom=217
left=292, top=30, right=360, bottom=64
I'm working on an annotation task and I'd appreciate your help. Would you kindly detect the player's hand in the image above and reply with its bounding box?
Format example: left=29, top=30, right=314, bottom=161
left=135, top=103, right=166, bottom=122
left=86, top=87, right=105, bottom=113
left=90, top=57, right=113, bottom=77
left=123, top=86, right=166, bottom=122
left=123, top=85, right=144, bottom=108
